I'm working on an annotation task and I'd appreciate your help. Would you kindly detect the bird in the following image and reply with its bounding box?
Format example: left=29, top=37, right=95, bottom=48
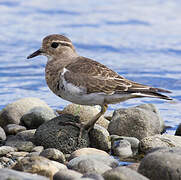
left=27, top=34, right=172, bottom=138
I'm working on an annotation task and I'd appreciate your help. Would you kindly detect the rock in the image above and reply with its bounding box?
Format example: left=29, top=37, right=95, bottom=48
left=89, top=124, right=110, bottom=151
left=108, top=104, right=164, bottom=140
left=16, top=129, right=36, bottom=142
left=0, top=146, right=17, bottom=156
left=4, top=124, right=26, bottom=135
left=82, top=173, right=104, bottom=180
left=32, top=146, right=44, bottom=153
left=21, top=107, right=56, bottom=129
left=13, top=155, right=67, bottom=179
left=0, top=156, right=16, bottom=168
left=138, top=148, right=181, bottom=180
left=0, top=126, right=6, bottom=142
left=34, top=114, right=90, bottom=154
left=0, top=97, right=54, bottom=127
left=127, top=163, right=140, bottom=171
left=68, top=154, right=118, bottom=174
left=139, top=134, right=181, bottom=153
left=5, top=136, right=35, bottom=152
left=103, top=166, right=149, bottom=180
left=175, top=123, right=181, bottom=136
left=112, top=139, right=133, bottom=158
left=69, top=148, right=109, bottom=160
left=53, top=169, right=82, bottom=180
left=0, top=168, right=48, bottom=180
left=40, top=148, right=65, bottom=163
left=111, top=135, right=139, bottom=155
left=62, top=104, right=109, bottom=129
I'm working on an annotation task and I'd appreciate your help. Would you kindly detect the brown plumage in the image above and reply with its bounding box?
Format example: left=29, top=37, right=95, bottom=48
left=27, top=34, right=172, bottom=137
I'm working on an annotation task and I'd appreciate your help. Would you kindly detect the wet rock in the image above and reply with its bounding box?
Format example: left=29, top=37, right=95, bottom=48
left=5, top=136, right=35, bottom=152
left=111, top=135, right=139, bottom=155
left=0, top=146, right=17, bottom=156
left=21, top=107, right=56, bottom=129
left=0, top=97, right=53, bottom=127
left=112, top=139, right=133, bottom=158
left=16, top=129, right=36, bottom=142
left=34, top=114, right=90, bottom=154
left=0, top=126, right=6, bottom=142
left=138, top=148, right=181, bottom=180
left=69, top=148, right=109, bottom=160
left=89, top=124, right=110, bottom=151
left=103, top=166, right=149, bottom=180
left=108, top=104, right=164, bottom=140
left=40, top=148, right=65, bottom=163
left=82, top=173, right=104, bottom=180
left=53, top=169, right=82, bottom=180
left=62, top=104, right=109, bottom=129
left=13, top=155, right=67, bottom=179
left=68, top=154, right=118, bottom=174
left=139, top=134, right=181, bottom=153
left=0, top=168, right=48, bottom=180
left=175, top=123, right=181, bottom=136
left=4, top=124, right=26, bottom=135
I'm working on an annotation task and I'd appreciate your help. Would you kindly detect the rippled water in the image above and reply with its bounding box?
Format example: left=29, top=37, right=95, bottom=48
left=0, top=0, right=181, bottom=134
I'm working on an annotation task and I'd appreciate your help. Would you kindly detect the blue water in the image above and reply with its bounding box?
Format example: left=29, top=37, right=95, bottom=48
left=0, top=0, right=181, bottom=134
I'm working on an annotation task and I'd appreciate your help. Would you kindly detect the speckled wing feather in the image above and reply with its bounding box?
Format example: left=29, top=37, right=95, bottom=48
left=64, top=57, right=171, bottom=100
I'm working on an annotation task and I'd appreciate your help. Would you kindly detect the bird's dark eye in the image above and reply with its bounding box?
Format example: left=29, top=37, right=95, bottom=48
left=51, top=42, right=59, bottom=48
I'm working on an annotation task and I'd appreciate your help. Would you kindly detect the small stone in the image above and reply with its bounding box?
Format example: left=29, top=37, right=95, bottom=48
left=62, top=104, right=109, bottom=129
left=103, top=166, right=149, bottom=180
left=82, top=173, right=104, bottom=180
left=32, top=146, right=44, bottom=153
left=112, top=139, right=133, bottom=158
left=34, top=114, right=90, bottom=154
left=0, top=97, right=54, bottom=127
left=40, top=148, right=65, bottom=163
left=108, top=104, right=164, bottom=140
left=89, top=124, right=111, bottom=152
left=16, top=129, right=36, bottom=142
left=0, top=146, right=16, bottom=156
left=138, top=148, right=181, bottom=180
left=4, top=124, right=26, bottom=135
left=53, top=169, right=82, bottom=180
left=0, top=126, right=6, bottom=142
left=69, top=147, right=109, bottom=160
left=13, top=155, right=67, bottom=179
left=5, top=136, right=35, bottom=152
left=139, top=134, right=181, bottom=153
left=127, top=163, right=140, bottom=171
left=0, top=168, right=48, bottom=180
left=21, top=107, right=56, bottom=129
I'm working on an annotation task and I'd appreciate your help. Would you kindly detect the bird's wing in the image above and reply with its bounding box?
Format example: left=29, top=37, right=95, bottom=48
left=64, top=57, right=171, bottom=99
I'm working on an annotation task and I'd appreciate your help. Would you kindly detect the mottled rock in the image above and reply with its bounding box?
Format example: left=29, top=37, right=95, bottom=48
left=5, top=136, right=34, bottom=152
left=111, top=135, right=139, bottom=155
left=139, top=134, right=181, bottom=153
left=0, top=146, right=16, bottom=156
left=138, top=148, right=181, bottom=180
left=68, top=154, right=118, bottom=174
left=40, top=148, right=65, bottom=163
left=108, top=104, right=164, bottom=140
left=21, top=107, right=56, bottom=129
left=0, top=97, right=53, bottom=127
left=4, top=124, right=26, bottom=135
left=34, top=114, right=90, bottom=154
left=175, top=123, right=181, bottom=136
left=53, top=169, right=82, bottom=180
left=16, top=129, right=36, bottom=142
left=13, top=155, right=67, bottom=179
left=0, top=168, right=48, bottom=180
left=69, top=148, right=109, bottom=160
left=89, top=124, right=110, bottom=151
left=103, top=166, right=149, bottom=180
left=0, top=127, right=6, bottom=142
left=62, top=104, right=109, bottom=129
left=112, top=139, right=133, bottom=158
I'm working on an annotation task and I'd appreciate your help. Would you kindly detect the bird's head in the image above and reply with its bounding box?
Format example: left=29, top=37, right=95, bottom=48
left=27, top=34, right=76, bottom=60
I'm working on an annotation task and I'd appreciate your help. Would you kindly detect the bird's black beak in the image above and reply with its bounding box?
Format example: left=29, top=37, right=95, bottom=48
left=27, top=49, right=43, bottom=59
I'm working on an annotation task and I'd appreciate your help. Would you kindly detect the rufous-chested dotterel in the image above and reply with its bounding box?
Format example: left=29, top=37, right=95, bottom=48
left=27, top=34, right=172, bottom=137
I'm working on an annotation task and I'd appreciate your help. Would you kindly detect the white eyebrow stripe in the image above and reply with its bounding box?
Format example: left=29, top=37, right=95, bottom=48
left=53, top=40, right=72, bottom=46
